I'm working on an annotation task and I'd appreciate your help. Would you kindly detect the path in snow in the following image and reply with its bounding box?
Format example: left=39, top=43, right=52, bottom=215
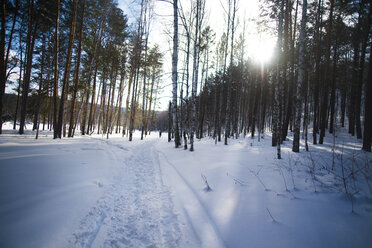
left=69, top=137, right=199, bottom=248
left=155, top=149, right=226, bottom=248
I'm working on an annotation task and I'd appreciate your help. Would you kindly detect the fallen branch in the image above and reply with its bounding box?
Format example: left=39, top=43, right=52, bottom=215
left=266, top=207, right=277, bottom=222
left=201, top=174, right=212, bottom=191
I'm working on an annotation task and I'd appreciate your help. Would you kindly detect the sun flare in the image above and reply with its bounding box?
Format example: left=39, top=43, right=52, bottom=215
left=248, top=35, right=276, bottom=64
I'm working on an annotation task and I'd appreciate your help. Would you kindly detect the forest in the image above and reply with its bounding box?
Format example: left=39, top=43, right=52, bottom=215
left=0, top=0, right=371, bottom=154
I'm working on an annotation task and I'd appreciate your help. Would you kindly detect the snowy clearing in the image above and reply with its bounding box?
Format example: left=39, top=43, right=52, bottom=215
left=1, top=123, right=372, bottom=248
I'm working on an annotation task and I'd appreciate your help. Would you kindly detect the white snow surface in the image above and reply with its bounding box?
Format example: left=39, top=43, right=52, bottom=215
left=1, top=122, right=372, bottom=248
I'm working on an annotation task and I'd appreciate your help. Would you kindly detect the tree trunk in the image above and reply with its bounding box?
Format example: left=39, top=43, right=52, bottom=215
left=312, top=0, right=322, bottom=145
left=141, top=26, right=150, bottom=140
left=292, top=0, right=307, bottom=152
left=355, top=3, right=371, bottom=139
left=56, top=0, right=78, bottom=138
left=273, top=0, right=285, bottom=159
left=19, top=0, right=39, bottom=135
left=1, top=0, right=18, bottom=133
left=168, top=101, right=172, bottom=142
left=97, top=75, right=106, bottom=134
left=68, top=0, right=85, bottom=137
left=172, top=0, right=181, bottom=148
left=224, top=0, right=236, bottom=145
left=146, top=66, right=155, bottom=134
left=280, top=0, right=292, bottom=142
left=13, top=28, right=23, bottom=130
left=318, top=0, right=334, bottom=144
left=329, top=26, right=338, bottom=134
left=33, top=34, right=46, bottom=133
left=87, top=64, right=98, bottom=134
left=116, top=57, right=126, bottom=133
left=362, top=40, right=372, bottom=152
left=123, top=71, right=133, bottom=135
left=190, top=0, right=203, bottom=151
left=52, top=0, right=60, bottom=138
left=0, top=0, right=6, bottom=134
left=129, top=65, right=140, bottom=141
left=106, top=66, right=117, bottom=138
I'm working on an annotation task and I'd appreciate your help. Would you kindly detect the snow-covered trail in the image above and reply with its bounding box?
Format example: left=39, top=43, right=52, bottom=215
left=0, top=130, right=221, bottom=248
left=155, top=149, right=226, bottom=248
left=69, top=137, right=199, bottom=248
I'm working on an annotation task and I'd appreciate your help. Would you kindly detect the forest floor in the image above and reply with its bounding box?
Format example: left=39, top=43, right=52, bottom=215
left=0, top=122, right=372, bottom=248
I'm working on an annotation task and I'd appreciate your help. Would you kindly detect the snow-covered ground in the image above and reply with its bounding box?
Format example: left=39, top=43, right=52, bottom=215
left=1, top=122, right=371, bottom=248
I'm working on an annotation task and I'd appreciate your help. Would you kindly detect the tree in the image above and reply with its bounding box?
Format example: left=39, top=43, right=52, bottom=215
left=0, top=0, right=19, bottom=134
left=52, top=0, right=60, bottom=138
left=172, top=0, right=181, bottom=148
left=224, top=0, right=237, bottom=145
left=292, top=0, right=307, bottom=152
left=19, top=0, right=41, bottom=135
left=318, top=0, right=334, bottom=144
left=56, top=0, right=78, bottom=138
left=272, top=0, right=285, bottom=159
left=362, top=40, right=372, bottom=152
left=68, top=0, right=86, bottom=137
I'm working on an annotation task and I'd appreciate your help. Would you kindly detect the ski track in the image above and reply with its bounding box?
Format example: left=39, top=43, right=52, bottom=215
left=69, top=138, right=184, bottom=248
left=155, top=150, right=226, bottom=248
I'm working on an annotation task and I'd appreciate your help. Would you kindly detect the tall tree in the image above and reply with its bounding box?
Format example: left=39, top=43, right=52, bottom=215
left=56, top=0, right=78, bottom=138
left=0, top=0, right=7, bottom=133
left=362, top=40, right=372, bottom=152
left=293, top=0, right=307, bottom=152
left=189, top=0, right=202, bottom=151
left=318, top=0, right=334, bottom=144
left=224, top=0, right=237, bottom=145
left=52, top=0, right=60, bottom=138
left=68, top=0, right=86, bottom=137
left=0, top=0, right=19, bottom=133
left=19, top=0, right=40, bottom=134
left=172, top=0, right=181, bottom=148
left=273, top=0, right=285, bottom=159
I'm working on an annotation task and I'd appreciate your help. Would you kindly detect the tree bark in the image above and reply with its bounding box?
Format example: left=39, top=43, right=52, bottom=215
left=68, top=0, right=85, bottom=137
left=33, top=34, right=46, bottom=133
left=292, top=0, right=307, bottom=152
left=1, top=0, right=18, bottom=133
left=190, top=0, right=200, bottom=151
left=19, top=0, right=40, bottom=135
left=355, top=3, right=371, bottom=139
left=88, top=65, right=98, bottom=133
left=312, top=0, right=322, bottom=145
left=224, top=0, right=237, bottom=145
left=0, top=0, right=6, bottom=134
left=172, top=0, right=181, bottom=148
left=319, top=0, right=334, bottom=144
left=141, top=19, right=150, bottom=140
left=362, top=40, right=372, bottom=152
left=52, top=0, right=60, bottom=138
left=273, top=0, right=285, bottom=159
left=13, top=27, right=23, bottom=130
left=56, top=0, right=78, bottom=138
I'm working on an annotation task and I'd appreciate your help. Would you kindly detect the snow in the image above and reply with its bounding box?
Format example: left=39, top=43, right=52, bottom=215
left=1, top=122, right=372, bottom=248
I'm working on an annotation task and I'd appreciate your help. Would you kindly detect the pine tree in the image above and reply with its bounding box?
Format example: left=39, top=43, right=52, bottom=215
left=293, top=0, right=307, bottom=152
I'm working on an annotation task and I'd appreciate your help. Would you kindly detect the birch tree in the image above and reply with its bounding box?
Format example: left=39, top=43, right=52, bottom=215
left=172, top=0, right=181, bottom=148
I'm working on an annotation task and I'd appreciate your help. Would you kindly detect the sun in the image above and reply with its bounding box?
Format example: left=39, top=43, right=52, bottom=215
left=247, top=34, right=276, bottom=64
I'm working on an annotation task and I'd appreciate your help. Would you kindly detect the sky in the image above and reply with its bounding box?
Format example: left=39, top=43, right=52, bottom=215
left=117, top=0, right=277, bottom=111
